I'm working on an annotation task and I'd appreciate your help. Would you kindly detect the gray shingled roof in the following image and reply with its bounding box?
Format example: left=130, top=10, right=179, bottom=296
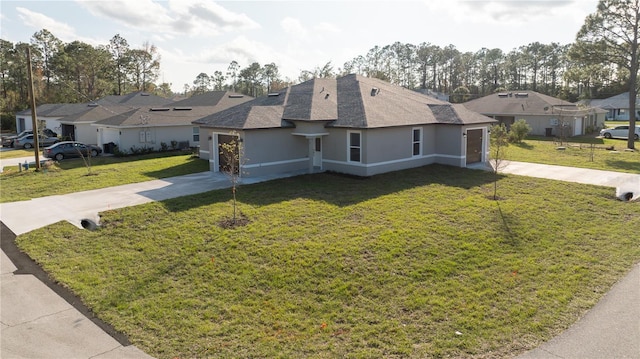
left=16, top=103, right=92, bottom=117
left=60, top=105, right=133, bottom=124
left=195, top=74, right=495, bottom=130
left=171, top=91, right=251, bottom=107
left=94, top=91, right=173, bottom=106
left=95, top=106, right=225, bottom=127
left=585, top=92, right=640, bottom=110
left=462, top=90, right=595, bottom=117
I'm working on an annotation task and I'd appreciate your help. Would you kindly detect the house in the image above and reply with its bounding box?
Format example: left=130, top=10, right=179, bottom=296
left=583, top=92, right=640, bottom=121
left=92, top=91, right=251, bottom=153
left=15, top=91, right=173, bottom=142
left=463, top=91, right=606, bottom=137
left=193, top=74, right=496, bottom=178
left=15, top=103, right=90, bottom=134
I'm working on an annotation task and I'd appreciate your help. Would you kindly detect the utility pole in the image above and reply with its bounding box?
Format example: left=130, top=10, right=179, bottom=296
left=26, top=47, right=41, bottom=171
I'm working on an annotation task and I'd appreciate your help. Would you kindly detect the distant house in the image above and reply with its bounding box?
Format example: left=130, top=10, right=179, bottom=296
left=583, top=92, right=640, bottom=121
left=15, top=91, right=173, bottom=143
left=15, top=103, right=90, bottom=134
left=193, top=74, right=496, bottom=178
left=92, top=91, right=251, bottom=153
left=463, top=91, right=606, bottom=137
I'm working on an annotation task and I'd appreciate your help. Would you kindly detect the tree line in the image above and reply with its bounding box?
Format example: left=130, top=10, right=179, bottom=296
left=1, top=30, right=165, bottom=116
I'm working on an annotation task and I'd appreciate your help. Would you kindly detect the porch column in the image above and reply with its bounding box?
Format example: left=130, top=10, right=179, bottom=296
left=308, top=137, right=314, bottom=173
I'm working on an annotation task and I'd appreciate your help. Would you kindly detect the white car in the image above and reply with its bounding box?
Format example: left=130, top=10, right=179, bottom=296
left=600, top=125, right=640, bottom=140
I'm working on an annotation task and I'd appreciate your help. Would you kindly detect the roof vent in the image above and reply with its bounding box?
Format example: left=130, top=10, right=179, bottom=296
left=173, top=107, right=192, bottom=111
left=268, top=93, right=280, bottom=97
left=325, top=93, right=330, bottom=99
left=371, top=88, right=380, bottom=96
left=228, top=94, right=244, bottom=98
left=150, top=107, right=170, bottom=111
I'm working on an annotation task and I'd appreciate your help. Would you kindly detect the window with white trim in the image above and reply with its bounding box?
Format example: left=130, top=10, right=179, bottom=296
left=192, top=127, right=200, bottom=142
left=412, top=127, right=422, bottom=156
left=348, top=131, right=361, bottom=162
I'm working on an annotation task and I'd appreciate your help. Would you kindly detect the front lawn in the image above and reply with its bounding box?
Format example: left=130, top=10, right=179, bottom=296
left=0, top=153, right=208, bottom=202
left=17, top=165, right=640, bottom=358
left=0, top=148, right=36, bottom=159
left=506, top=136, right=640, bottom=173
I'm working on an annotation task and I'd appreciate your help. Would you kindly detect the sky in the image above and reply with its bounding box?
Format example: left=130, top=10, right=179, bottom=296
left=1, top=0, right=600, bottom=93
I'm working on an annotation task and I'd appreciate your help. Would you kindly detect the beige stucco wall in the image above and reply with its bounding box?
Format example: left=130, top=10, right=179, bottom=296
left=200, top=123, right=491, bottom=178
left=117, top=125, right=197, bottom=153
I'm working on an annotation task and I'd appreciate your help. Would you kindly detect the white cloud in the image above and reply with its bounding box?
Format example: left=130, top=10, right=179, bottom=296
left=315, top=22, right=341, bottom=34
left=16, top=7, right=77, bottom=39
left=281, top=17, right=309, bottom=41
left=423, top=0, right=585, bottom=25
left=76, top=0, right=259, bottom=38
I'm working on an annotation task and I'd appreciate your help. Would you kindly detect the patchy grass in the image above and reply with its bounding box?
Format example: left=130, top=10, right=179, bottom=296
left=0, top=153, right=208, bottom=202
left=507, top=136, right=640, bottom=173
left=17, top=165, right=640, bottom=359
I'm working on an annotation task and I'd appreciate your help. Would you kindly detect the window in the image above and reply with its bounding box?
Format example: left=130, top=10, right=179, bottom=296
left=193, top=127, right=200, bottom=142
left=348, top=131, right=361, bottom=162
left=412, top=128, right=422, bottom=156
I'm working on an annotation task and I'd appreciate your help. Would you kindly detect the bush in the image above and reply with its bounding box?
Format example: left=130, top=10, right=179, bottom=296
left=160, top=142, right=169, bottom=152
left=129, top=145, right=154, bottom=155
left=1, top=113, right=16, bottom=132
left=508, top=119, right=531, bottom=143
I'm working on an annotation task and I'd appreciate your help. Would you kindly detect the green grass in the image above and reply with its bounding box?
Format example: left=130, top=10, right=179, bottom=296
left=0, top=148, right=36, bottom=159
left=16, top=165, right=640, bottom=358
left=0, top=153, right=208, bottom=202
left=506, top=136, right=640, bottom=173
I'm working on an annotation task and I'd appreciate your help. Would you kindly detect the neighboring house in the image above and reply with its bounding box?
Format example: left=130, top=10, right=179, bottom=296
left=463, top=91, right=606, bottom=137
left=193, top=74, right=496, bottom=178
left=58, top=104, right=132, bottom=144
left=92, top=91, right=251, bottom=153
left=14, top=91, right=173, bottom=141
left=583, top=92, right=640, bottom=121
left=15, top=103, right=90, bottom=134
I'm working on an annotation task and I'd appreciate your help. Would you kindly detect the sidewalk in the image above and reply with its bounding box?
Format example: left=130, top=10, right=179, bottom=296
left=1, top=163, right=638, bottom=358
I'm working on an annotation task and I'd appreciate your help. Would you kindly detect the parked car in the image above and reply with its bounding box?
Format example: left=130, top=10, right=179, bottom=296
left=13, top=134, right=59, bottom=149
left=599, top=125, right=640, bottom=140
left=43, top=141, right=102, bottom=160
left=2, top=128, right=58, bottom=147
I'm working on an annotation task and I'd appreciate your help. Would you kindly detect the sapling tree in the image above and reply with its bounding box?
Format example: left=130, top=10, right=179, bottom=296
left=490, top=123, right=509, bottom=200
left=219, top=131, right=246, bottom=226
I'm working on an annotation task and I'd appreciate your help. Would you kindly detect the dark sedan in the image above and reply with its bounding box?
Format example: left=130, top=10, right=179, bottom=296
left=43, top=141, right=102, bottom=160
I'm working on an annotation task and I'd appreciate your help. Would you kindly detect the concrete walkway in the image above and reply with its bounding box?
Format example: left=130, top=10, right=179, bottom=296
left=1, top=163, right=638, bottom=358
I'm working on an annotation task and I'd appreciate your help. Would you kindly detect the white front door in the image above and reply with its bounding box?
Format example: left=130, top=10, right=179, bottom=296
left=313, top=137, right=322, bottom=168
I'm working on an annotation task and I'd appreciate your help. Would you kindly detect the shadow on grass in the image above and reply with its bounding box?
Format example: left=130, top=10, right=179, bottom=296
left=52, top=152, right=206, bottom=179
left=158, top=164, right=503, bottom=212
left=604, top=159, right=640, bottom=173
left=514, top=142, right=534, bottom=150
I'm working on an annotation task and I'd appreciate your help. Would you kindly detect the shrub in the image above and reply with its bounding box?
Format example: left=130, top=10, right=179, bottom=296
left=129, top=146, right=154, bottom=155
left=160, top=142, right=169, bottom=152
left=508, top=119, right=531, bottom=143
